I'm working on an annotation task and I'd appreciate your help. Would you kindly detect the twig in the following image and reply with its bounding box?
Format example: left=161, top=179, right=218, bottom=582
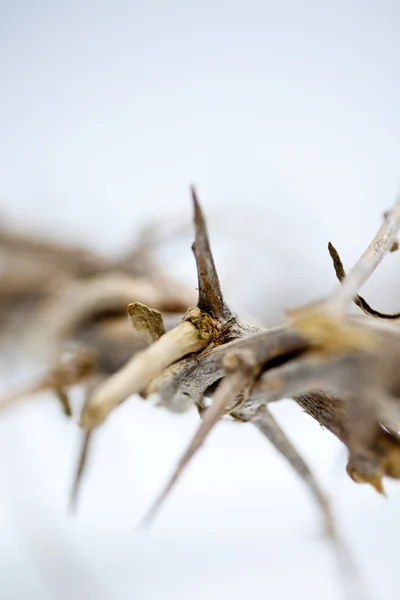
left=34, top=273, right=182, bottom=346
left=80, top=308, right=214, bottom=429
left=149, top=323, right=309, bottom=413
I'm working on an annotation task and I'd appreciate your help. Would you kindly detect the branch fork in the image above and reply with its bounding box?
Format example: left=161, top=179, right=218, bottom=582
left=80, top=307, right=215, bottom=429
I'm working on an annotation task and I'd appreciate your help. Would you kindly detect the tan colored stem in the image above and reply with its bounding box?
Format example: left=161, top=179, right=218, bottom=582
left=80, top=308, right=214, bottom=429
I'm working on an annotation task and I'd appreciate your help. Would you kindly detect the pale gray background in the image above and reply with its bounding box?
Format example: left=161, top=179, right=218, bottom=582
left=0, top=1, right=399, bottom=599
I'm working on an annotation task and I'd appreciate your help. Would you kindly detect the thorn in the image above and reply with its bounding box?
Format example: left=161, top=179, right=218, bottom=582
left=191, top=186, right=232, bottom=321
left=55, top=387, right=73, bottom=417
left=69, top=429, right=93, bottom=514
left=138, top=363, right=253, bottom=528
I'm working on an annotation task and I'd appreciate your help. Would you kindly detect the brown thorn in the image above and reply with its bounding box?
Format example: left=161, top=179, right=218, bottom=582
left=54, top=388, right=73, bottom=417
left=138, top=353, right=256, bottom=528
left=69, top=429, right=93, bottom=514
left=191, top=186, right=232, bottom=321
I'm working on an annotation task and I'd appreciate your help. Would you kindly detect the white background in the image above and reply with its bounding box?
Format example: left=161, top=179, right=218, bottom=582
left=0, top=1, right=400, bottom=599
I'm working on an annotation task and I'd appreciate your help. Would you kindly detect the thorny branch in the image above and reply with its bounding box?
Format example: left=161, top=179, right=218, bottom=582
left=0, top=219, right=196, bottom=505
left=80, top=307, right=214, bottom=429
left=3, top=188, right=400, bottom=599
left=83, top=188, right=400, bottom=597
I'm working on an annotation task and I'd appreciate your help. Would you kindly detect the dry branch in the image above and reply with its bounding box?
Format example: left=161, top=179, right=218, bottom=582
left=3, top=186, right=400, bottom=600
left=80, top=308, right=214, bottom=429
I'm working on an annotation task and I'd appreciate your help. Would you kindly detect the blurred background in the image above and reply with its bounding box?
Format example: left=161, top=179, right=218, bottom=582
left=0, top=1, right=400, bottom=598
